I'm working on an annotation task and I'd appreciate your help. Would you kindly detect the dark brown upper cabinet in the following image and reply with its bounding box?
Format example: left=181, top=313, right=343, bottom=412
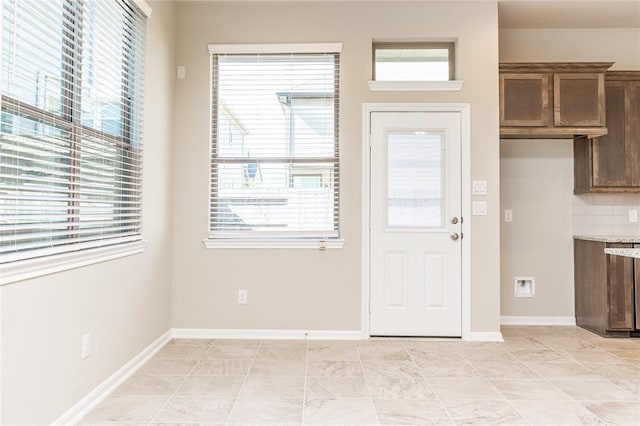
left=500, top=62, right=612, bottom=138
left=574, top=71, right=640, bottom=193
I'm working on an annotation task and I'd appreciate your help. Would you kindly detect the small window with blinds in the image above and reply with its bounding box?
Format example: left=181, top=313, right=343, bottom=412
left=208, top=44, right=341, bottom=244
left=0, top=0, right=147, bottom=264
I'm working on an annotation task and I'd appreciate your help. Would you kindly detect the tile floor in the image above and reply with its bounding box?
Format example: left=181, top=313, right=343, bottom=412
left=80, top=326, right=640, bottom=425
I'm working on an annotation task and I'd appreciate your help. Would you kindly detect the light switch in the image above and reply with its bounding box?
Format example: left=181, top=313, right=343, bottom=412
left=472, top=201, right=487, bottom=215
left=472, top=180, right=487, bottom=195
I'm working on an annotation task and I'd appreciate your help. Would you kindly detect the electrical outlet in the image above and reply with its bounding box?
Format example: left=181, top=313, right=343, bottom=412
left=238, top=289, right=248, bottom=304
left=629, top=209, right=638, bottom=223
left=81, top=334, right=91, bottom=359
left=504, top=209, right=513, bottom=222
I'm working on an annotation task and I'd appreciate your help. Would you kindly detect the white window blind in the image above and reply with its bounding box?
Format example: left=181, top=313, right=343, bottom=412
left=209, top=44, right=341, bottom=240
left=0, top=0, right=147, bottom=264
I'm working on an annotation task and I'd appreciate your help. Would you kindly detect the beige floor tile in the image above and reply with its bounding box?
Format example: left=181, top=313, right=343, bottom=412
left=500, top=337, right=546, bottom=350
left=358, top=347, right=411, bottom=361
left=373, top=399, right=452, bottom=425
left=611, top=379, right=640, bottom=397
left=429, top=378, right=503, bottom=400
left=509, top=348, right=572, bottom=363
left=471, top=359, right=539, bottom=379
left=238, top=376, right=305, bottom=400
left=137, top=358, right=198, bottom=376
left=214, top=339, right=260, bottom=347
left=591, top=339, right=640, bottom=351
left=536, top=336, right=597, bottom=350
left=418, top=358, right=482, bottom=378
left=366, top=375, right=436, bottom=400
left=80, top=396, right=168, bottom=424
left=303, top=398, right=378, bottom=425
left=167, top=338, right=214, bottom=346
left=175, top=376, right=244, bottom=398
left=442, top=399, right=527, bottom=425
left=305, top=376, right=369, bottom=399
left=407, top=347, right=460, bottom=363
left=113, top=375, right=184, bottom=396
left=249, top=359, right=306, bottom=376
left=561, top=349, right=625, bottom=363
left=228, top=398, right=303, bottom=424
left=609, top=349, right=640, bottom=362
left=190, top=359, right=252, bottom=376
left=361, top=360, right=421, bottom=378
left=204, top=344, right=258, bottom=359
left=583, top=401, right=640, bottom=425
left=153, top=396, right=233, bottom=423
left=455, top=348, right=516, bottom=362
left=153, top=345, right=208, bottom=360
left=582, top=362, right=640, bottom=379
left=308, top=344, right=360, bottom=361
left=490, top=378, right=570, bottom=400
left=307, top=360, right=364, bottom=377
left=258, top=340, right=307, bottom=348
left=511, top=400, right=605, bottom=425
left=527, top=362, right=600, bottom=379
left=551, top=379, right=638, bottom=401
left=255, top=346, right=307, bottom=361
left=402, top=340, right=456, bottom=350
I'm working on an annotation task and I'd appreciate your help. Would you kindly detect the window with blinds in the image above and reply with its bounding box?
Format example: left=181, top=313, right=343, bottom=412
left=0, top=0, right=146, bottom=264
left=208, top=44, right=341, bottom=241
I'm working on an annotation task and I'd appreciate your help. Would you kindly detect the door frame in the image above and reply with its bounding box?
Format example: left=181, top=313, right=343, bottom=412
left=362, top=103, right=472, bottom=340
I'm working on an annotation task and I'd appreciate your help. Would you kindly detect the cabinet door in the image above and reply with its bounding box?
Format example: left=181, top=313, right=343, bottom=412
left=607, top=244, right=634, bottom=330
left=500, top=73, right=549, bottom=127
left=592, top=81, right=629, bottom=187
left=554, top=73, right=605, bottom=127
left=635, top=244, right=640, bottom=330
left=630, top=81, right=640, bottom=186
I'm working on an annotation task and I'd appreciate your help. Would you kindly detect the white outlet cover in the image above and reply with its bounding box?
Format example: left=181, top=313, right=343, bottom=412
left=514, top=277, right=535, bottom=298
left=177, top=66, right=186, bottom=79
left=472, top=180, right=488, bottom=195
left=629, top=209, right=638, bottom=223
left=81, top=334, right=91, bottom=359
left=504, top=209, right=513, bottom=222
left=472, top=201, right=487, bottom=215
left=238, top=289, right=248, bottom=304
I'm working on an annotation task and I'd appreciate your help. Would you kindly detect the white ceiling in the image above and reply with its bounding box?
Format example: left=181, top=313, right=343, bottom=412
left=174, top=0, right=640, bottom=29
left=498, top=0, right=640, bottom=28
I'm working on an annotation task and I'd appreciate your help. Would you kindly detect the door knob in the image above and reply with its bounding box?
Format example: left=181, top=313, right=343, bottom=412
left=450, top=232, right=459, bottom=241
left=450, top=217, right=459, bottom=224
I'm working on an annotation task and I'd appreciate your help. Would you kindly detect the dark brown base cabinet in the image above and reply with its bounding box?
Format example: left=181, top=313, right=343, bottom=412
left=574, top=239, right=639, bottom=337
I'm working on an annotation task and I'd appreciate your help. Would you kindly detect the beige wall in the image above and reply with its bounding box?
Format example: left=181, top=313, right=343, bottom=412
left=500, top=140, right=574, bottom=317
left=499, top=27, right=640, bottom=319
left=0, top=2, right=176, bottom=423
left=500, top=28, right=640, bottom=70
left=171, top=1, right=501, bottom=333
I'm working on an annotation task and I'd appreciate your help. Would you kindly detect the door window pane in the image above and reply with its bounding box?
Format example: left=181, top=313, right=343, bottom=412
left=386, top=131, right=445, bottom=228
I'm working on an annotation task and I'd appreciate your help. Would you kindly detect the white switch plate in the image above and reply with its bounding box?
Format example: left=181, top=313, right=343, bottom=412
left=472, top=180, right=487, bottom=195
left=177, top=65, right=186, bottom=79
left=505, top=209, right=513, bottom=222
left=81, top=334, right=91, bottom=360
left=629, top=209, right=638, bottom=223
left=472, top=201, right=487, bottom=215
left=238, top=289, right=248, bottom=304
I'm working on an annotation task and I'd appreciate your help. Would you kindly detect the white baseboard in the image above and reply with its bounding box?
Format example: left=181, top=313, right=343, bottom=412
left=53, top=330, right=172, bottom=425
left=468, top=331, right=504, bottom=342
left=501, top=316, right=576, bottom=326
left=172, top=328, right=364, bottom=340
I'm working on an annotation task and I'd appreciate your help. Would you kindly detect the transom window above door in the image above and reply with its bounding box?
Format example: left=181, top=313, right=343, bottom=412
left=373, top=42, right=455, bottom=82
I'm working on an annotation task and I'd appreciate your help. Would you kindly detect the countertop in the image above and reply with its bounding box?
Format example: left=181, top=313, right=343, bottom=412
left=573, top=235, right=640, bottom=243
left=604, top=248, right=640, bottom=258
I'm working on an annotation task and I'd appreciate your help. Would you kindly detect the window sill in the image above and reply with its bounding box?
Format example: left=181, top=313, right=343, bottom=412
left=203, top=238, right=344, bottom=250
left=368, top=80, right=464, bottom=92
left=0, top=241, right=146, bottom=286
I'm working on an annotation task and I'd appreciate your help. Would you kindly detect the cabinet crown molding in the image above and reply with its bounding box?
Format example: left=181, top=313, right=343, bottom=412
left=499, top=62, right=614, bottom=73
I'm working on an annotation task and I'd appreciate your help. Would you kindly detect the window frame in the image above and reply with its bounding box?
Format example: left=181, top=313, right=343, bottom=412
left=205, top=43, right=344, bottom=249
left=0, top=0, right=150, bottom=283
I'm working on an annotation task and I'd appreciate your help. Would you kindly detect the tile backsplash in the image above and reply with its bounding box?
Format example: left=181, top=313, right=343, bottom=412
left=573, top=194, right=640, bottom=236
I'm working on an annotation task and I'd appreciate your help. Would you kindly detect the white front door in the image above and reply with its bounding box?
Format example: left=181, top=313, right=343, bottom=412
left=370, top=111, right=462, bottom=337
